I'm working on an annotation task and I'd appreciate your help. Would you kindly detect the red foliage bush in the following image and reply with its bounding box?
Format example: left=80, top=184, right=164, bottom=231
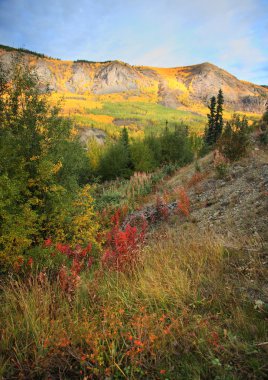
left=176, top=188, right=190, bottom=217
left=54, top=243, right=94, bottom=296
left=15, top=205, right=147, bottom=295
left=102, top=208, right=147, bottom=272
left=187, top=172, right=207, bottom=188
left=39, top=240, right=95, bottom=297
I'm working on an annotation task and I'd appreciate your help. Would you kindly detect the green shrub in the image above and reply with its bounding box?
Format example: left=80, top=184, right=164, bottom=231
left=218, top=114, right=251, bottom=161
left=130, top=140, right=156, bottom=172
left=160, top=124, right=193, bottom=164
left=95, top=191, right=123, bottom=209
left=98, top=142, right=132, bottom=180
left=162, top=162, right=178, bottom=176
left=215, top=162, right=229, bottom=179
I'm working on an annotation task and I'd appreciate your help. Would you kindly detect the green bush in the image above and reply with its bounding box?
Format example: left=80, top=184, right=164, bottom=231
left=144, top=134, right=162, bottom=165
left=218, top=114, right=251, bottom=161
left=96, top=124, right=194, bottom=181
left=215, top=162, right=229, bottom=179
left=98, top=142, right=132, bottom=180
left=95, top=191, right=123, bottom=209
left=162, top=162, right=178, bottom=176
left=160, top=124, right=193, bottom=164
left=130, top=140, right=156, bottom=172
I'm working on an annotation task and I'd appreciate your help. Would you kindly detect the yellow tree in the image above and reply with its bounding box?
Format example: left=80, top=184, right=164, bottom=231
left=71, top=185, right=100, bottom=247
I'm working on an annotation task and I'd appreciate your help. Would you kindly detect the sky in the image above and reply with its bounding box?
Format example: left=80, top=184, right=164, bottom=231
left=0, top=0, right=267, bottom=84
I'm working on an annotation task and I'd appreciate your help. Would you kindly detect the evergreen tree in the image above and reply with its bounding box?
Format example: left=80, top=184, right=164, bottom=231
left=205, top=96, right=217, bottom=145
left=215, top=89, right=224, bottom=140
left=120, top=126, right=129, bottom=147
left=120, top=127, right=133, bottom=170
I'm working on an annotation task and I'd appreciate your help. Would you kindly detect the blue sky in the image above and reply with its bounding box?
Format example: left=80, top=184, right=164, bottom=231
left=0, top=0, right=267, bottom=84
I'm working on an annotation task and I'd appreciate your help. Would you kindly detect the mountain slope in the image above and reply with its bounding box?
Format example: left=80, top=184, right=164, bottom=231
left=1, top=45, right=267, bottom=138
left=1, top=46, right=267, bottom=112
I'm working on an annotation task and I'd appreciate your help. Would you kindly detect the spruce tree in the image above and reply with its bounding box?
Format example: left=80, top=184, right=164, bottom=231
left=119, top=127, right=134, bottom=172
left=215, top=89, right=224, bottom=141
left=205, top=96, right=217, bottom=145
left=120, top=126, right=129, bottom=148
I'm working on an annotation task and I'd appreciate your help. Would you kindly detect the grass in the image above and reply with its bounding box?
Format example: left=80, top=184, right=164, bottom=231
left=87, top=101, right=206, bottom=135
left=93, top=165, right=178, bottom=212
left=1, top=224, right=267, bottom=379
left=49, top=90, right=260, bottom=140
left=50, top=91, right=207, bottom=138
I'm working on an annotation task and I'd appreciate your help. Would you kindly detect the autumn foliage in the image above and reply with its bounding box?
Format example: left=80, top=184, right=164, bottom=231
left=102, top=208, right=147, bottom=271
left=176, top=187, right=190, bottom=217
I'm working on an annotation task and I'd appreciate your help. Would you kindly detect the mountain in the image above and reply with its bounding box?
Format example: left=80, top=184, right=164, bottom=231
left=1, top=45, right=267, bottom=138
left=1, top=45, right=267, bottom=112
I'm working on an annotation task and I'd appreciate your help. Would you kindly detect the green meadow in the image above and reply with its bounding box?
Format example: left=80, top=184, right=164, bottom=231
left=73, top=101, right=206, bottom=137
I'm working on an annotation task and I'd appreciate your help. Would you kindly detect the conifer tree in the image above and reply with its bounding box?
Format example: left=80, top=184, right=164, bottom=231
left=120, top=126, right=129, bottom=148
left=205, top=96, right=216, bottom=145
left=215, top=89, right=224, bottom=140
left=120, top=127, right=133, bottom=170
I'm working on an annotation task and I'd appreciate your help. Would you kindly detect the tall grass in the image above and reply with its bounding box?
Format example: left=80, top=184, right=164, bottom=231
left=1, top=225, right=267, bottom=379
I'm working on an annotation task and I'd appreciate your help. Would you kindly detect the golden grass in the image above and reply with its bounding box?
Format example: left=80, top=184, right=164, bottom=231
left=132, top=226, right=224, bottom=308
left=87, top=113, right=114, bottom=124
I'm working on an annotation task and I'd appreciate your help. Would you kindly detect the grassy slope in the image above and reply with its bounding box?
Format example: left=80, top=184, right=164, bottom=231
left=51, top=92, right=260, bottom=139
left=51, top=92, right=207, bottom=138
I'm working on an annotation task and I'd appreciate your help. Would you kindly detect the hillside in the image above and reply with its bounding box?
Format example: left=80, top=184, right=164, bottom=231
left=1, top=137, right=268, bottom=379
left=1, top=45, right=267, bottom=138
left=124, top=139, right=268, bottom=244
